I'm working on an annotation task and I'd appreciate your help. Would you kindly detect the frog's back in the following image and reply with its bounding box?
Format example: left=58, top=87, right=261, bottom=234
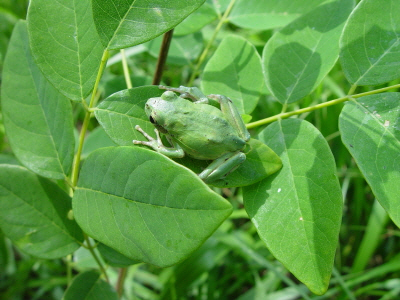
left=167, top=103, right=246, bottom=160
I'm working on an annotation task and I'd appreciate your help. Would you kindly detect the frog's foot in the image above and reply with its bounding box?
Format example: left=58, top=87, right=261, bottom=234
left=159, top=85, right=208, bottom=103
left=133, top=125, right=185, bottom=158
left=132, top=125, right=160, bottom=148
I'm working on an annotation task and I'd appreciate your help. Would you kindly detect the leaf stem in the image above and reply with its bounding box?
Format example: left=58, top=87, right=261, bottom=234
left=152, top=29, right=174, bottom=85
left=187, top=0, right=237, bottom=86
left=121, top=49, right=133, bottom=89
left=84, top=234, right=109, bottom=283
left=70, top=49, right=109, bottom=187
left=246, top=83, right=400, bottom=129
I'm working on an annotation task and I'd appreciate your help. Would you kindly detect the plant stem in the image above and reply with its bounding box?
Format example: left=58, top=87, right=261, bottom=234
left=246, top=83, right=400, bottom=129
left=121, top=49, right=133, bottom=89
left=84, top=235, right=109, bottom=283
left=116, top=268, right=128, bottom=298
left=187, top=0, right=237, bottom=86
left=70, top=49, right=109, bottom=187
left=152, top=29, right=174, bottom=85
left=68, top=50, right=110, bottom=282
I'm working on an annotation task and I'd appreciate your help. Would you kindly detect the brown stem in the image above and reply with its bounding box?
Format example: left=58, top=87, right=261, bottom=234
left=116, top=268, right=128, bottom=298
left=152, top=29, right=174, bottom=85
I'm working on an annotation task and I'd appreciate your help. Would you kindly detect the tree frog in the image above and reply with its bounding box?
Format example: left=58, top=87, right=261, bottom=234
left=133, top=85, right=251, bottom=183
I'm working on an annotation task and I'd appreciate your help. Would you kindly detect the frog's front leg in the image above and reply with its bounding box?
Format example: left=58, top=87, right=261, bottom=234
left=133, top=125, right=185, bottom=158
left=199, top=151, right=246, bottom=183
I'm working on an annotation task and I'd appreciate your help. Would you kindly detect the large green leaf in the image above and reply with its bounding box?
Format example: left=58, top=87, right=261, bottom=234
left=72, top=147, right=232, bottom=267
left=229, top=0, right=328, bottom=30
left=0, top=165, right=83, bottom=259
left=339, top=93, right=400, bottom=227
left=63, top=270, right=118, bottom=300
left=95, top=86, right=164, bottom=146
left=339, top=0, right=400, bottom=86
left=243, top=119, right=343, bottom=295
left=202, top=35, right=263, bottom=114
left=1, top=21, right=74, bottom=180
left=95, top=86, right=280, bottom=188
left=92, top=0, right=206, bottom=50
left=27, top=0, right=105, bottom=102
left=263, top=0, right=354, bottom=104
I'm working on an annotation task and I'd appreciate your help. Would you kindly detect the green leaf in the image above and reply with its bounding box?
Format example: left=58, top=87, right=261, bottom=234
left=243, top=119, right=343, bottom=295
left=98, top=243, right=139, bottom=267
left=206, top=0, right=230, bottom=15
left=262, top=0, right=354, bottom=104
left=92, top=0, right=206, bottom=50
left=339, top=93, right=400, bottom=227
left=95, top=86, right=164, bottom=146
left=63, top=270, right=118, bottom=300
left=1, top=21, right=74, bottom=180
left=146, top=32, right=204, bottom=66
left=0, top=165, right=83, bottom=259
left=96, top=86, right=278, bottom=188
left=27, top=0, right=105, bottom=102
left=229, top=0, right=329, bottom=30
left=81, top=126, right=117, bottom=159
left=72, top=147, right=232, bottom=267
left=202, top=35, right=264, bottom=114
left=174, top=2, right=217, bottom=36
left=339, top=0, right=400, bottom=86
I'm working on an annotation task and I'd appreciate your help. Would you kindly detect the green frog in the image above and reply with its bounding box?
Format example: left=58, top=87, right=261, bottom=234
left=133, top=86, right=250, bottom=183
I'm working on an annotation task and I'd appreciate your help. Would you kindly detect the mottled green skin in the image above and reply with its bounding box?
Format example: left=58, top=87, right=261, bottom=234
left=145, top=93, right=246, bottom=160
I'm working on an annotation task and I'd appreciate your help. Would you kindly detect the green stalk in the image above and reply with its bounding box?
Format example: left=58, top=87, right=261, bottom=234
left=187, top=0, right=237, bottom=86
left=85, top=235, right=109, bottom=283
left=70, top=49, right=109, bottom=187
left=68, top=49, right=109, bottom=280
left=246, top=83, right=400, bottom=129
left=121, top=49, right=133, bottom=89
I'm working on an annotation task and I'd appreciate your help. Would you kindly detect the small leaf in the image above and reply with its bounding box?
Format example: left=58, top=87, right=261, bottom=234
left=202, top=35, right=263, bottom=114
left=263, top=0, right=354, bottom=104
left=72, top=147, right=232, bottom=267
left=63, top=270, right=118, bottom=300
left=94, top=86, right=163, bottom=146
left=98, top=243, right=139, bottom=267
left=243, top=119, right=343, bottom=295
left=1, top=21, right=74, bottom=180
left=0, top=165, right=83, bottom=259
left=81, top=127, right=117, bottom=159
left=339, top=0, right=400, bottom=86
left=229, top=0, right=329, bottom=30
left=339, top=93, right=400, bottom=227
left=92, top=0, right=206, bottom=50
left=146, top=32, right=204, bottom=66
left=27, top=0, right=105, bottom=101
left=174, top=2, right=218, bottom=36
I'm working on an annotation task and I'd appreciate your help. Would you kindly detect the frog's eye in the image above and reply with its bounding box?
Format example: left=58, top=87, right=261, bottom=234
left=149, top=115, right=156, bottom=124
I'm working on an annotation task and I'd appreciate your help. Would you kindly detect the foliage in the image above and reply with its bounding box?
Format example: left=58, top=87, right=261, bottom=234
left=0, top=0, right=400, bottom=299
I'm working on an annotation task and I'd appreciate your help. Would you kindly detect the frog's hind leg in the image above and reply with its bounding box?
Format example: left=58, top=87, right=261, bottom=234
left=199, top=151, right=246, bottom=183
left=159, top=85, right=209, bottom=104
left=208, top=94, right=250, bottom=142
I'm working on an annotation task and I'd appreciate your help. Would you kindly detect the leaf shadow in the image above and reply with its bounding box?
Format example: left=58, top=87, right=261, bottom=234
left=340, top=98, right=400, bottom=223
left=267, top=42, right=321, bottom=104
left=340, top=24, right=400, bottom=85
left=202, top=39, right=261, bottom=101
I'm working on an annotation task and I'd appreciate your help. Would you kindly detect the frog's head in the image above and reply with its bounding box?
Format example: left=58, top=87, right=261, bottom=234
left=144, top=91, right=178, bottom=134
